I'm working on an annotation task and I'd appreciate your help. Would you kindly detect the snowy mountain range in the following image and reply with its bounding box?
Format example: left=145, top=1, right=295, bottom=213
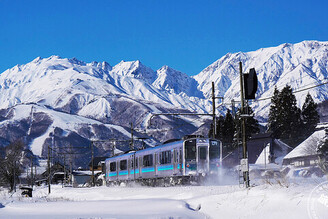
left=0, top=40, right=327, bottom=167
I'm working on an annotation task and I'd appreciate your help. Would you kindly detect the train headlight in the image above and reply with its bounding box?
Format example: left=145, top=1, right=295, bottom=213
left=186, top=163, right=190, bottom=168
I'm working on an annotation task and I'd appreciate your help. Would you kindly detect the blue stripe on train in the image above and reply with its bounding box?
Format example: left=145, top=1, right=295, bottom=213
left=158, top=164, right=174, bottom=171
left=119, top=170, right=129, bottom=176
left=130, top=169, right=140, bottom=174
left=108, top=172, right=117, bottom=177
left=142, top=167, right=155, bottom=173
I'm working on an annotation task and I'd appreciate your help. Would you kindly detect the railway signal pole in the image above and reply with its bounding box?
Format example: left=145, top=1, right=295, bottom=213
left=239, top=61, right=258, bottom=188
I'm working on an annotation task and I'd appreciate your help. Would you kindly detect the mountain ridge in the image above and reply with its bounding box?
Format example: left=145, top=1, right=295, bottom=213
left=0, top=40, right=327, bottom=166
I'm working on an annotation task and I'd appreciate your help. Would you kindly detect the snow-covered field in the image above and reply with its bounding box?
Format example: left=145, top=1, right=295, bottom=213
left=1, top=177, right=327, bottom=219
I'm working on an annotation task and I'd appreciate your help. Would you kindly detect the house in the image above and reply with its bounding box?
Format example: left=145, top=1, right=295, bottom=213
left=40, top=162, right=70, bottom=184
left=282, top=124, right=328, bottom=167
left=223, top=133, right=292, bottom=167
left=72, top=170, right=102, bottom=187
left=88, top=157, right=108, bottom=172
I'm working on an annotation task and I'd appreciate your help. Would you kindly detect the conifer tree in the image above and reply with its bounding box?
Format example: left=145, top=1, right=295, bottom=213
left=208, top=115, right=224, bottom=140
left=235, top=106, right=260, bottom=140
left=268, top=86, right=282, bottom=138
left=268, top=85, right=302, bottom=147
left=222, top=109, right=235, bottom=145
left=279, top=85, right=302, bottom=146
left=302, top=93, right=320, bottom=137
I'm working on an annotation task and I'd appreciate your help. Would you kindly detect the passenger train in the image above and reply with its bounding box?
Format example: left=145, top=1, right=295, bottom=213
left=105, top=136, right=222, bottom=186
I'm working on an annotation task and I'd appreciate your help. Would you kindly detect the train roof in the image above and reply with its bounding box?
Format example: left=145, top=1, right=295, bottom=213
left=105, top=137, right=218, bottom=162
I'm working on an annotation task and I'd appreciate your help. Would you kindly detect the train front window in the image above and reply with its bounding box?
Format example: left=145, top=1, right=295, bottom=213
left=185, top=139, right=196, bottom=160
left=199, top=147, right=207, bottom=160
left=209, top=140, right=220, bottom=159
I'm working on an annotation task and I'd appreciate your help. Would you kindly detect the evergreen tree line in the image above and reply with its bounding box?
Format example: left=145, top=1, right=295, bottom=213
left=209, top=84, right=320, bottom=152
left=268, top=85, right=319, bottom=147
left=208, top=106, right=260, bottom=153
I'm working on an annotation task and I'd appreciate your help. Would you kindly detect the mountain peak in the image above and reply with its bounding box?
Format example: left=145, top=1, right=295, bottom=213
left=69, top=57, right=86, bottom=66
left=32, top=57, right=42, bottom=63
left=111, top=60, right=156, bottom=82
left=154, top=65, right=203, bottom=98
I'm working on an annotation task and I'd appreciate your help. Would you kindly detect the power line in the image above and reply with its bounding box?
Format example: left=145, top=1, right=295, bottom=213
left=252, top=79, right=328, bottom=102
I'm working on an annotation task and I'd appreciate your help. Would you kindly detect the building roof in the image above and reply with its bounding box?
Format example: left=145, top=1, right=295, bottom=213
left=89, top=157, right=108, bottom=167
left=284, top=129, right=325, bottom=160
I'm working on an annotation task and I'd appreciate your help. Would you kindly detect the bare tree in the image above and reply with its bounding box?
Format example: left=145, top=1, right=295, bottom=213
left=0, top=140, right=25, bottom=191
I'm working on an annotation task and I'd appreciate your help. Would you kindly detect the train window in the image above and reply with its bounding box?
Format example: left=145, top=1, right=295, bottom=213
left=110, top=162, right=116, bottom=172
left=199, top=147, right=207, bottom=160
left=185, top=139, right=196, bottom=160
left=209, top=140, right=220, bottom=159
left=159, top=150, right=171, bottom=164
left=143, top=154, right=153, bottom=167
left=135, top=158, right=138, bottom=168
left=120, top=160, right=127, bottom=170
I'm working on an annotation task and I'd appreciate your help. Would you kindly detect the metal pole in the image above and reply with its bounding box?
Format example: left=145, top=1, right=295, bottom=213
left=212, top=82, right=216, bottom=139
left=48, top=144, right=51, bottom=194
left=69, top=144, right=73, bottom=185
left=91, top=141, right=95, bottom=187
left=63, top=154, right=66, bottom=187
left=239, top=62, right=250, bottom=188
left=264, top=143, right=266, bottom=169
left=130, top=122, right=134, bottom=150
left=31, top=157, right=34, bottom=187
left=13, top=160, right=16, bottom=192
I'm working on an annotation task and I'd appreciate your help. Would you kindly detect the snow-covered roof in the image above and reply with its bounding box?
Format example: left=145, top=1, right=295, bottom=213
left=284, top=129, right=325, bottom=159
left=73, top=170, right=101, bottom=176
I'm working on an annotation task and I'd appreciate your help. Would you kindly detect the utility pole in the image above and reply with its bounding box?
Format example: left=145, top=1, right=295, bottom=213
left=130, top=122, right=134, bottom=150
left=212, top=82, right=216, bottom=139
left=47, top=144, right=51, bottom=194
left=91, top=141, right=95, bottom=187
left=30, top=157, right=34, bottom=187
left=239, top=62, right=250, bottom=188
left=13, top=160, right=16, bottom=192
left=63, top=154, right=66, bottom=187
left=69, top=144, right=73, bottom=185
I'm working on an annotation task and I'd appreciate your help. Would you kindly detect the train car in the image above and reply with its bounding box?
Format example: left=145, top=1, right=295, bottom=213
left=105, top=136, right=222, bottom=186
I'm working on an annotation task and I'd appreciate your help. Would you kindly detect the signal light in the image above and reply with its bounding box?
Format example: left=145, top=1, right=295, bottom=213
left=243, top=68, right=258, bottom=99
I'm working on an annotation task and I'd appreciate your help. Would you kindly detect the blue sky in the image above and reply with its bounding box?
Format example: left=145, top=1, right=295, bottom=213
left=0, top=0, right=327, bottom=75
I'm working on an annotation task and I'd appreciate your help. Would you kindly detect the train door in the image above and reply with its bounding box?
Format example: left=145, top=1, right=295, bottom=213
left=134, top=155, right=139, bottom=179
left=198, top=146, right=209, bottom=174
left=179, top=149, right=183, bottom=174
left=154, top=153, right=158, bottom=176
left=139, top=156, right=143, bottom=178
left=173, top=149, right=179, bottom=175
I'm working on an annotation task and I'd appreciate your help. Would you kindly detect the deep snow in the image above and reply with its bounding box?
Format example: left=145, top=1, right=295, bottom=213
left=1, top=177, right=327, bottom=219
